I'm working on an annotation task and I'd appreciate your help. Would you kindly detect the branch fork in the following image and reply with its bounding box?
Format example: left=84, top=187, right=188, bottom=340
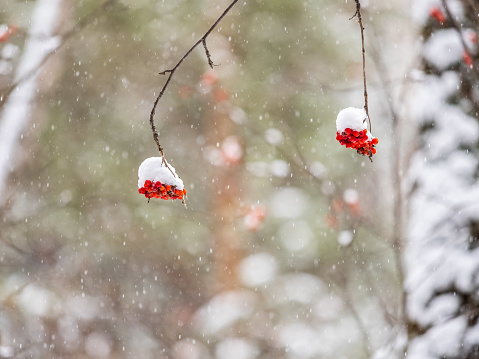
left=149, top=0, right=239, bottom=174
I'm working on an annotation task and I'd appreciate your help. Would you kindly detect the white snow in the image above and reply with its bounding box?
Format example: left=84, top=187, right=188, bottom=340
left=464, top=322, right=479, bottom=351
left=239, top=252, right=278, bottom=287
left=337, top=230, right=354, bottom=247
left=246, top=161, right=269, bottom=177
left=269, top=187, right=308, bottom=219
left=407, top=291, right=460, bottom=327
left=343, top=189, right=359, bottom=204
left=313, top=294, right=344, bottom=321
left=411, top=71, right=460, bottom=123
left=270, top=273, right=325, bottom=305
left=203, top=145, right=224, bottom=166
left=0, top=60, right=13, bottom=75
left=308, top=161, right=328, bottom=179
left=407, top=317, right=467, bottom=359
left=138, top=157, right=184, bottom=190
left=85, top=332, right=112, bottom=358
left=0, top=346, right=14, bottom=358
left=264, top=127, right=284, bottom=145
left=65, top=294, right=102, bottom=321
left=278, top=220, right=314, bottom=253
left=422, top=105, right=479, bottom=159
left=229, top=106, right=247, bottom=125
left=192, top=290, right=257, bottom=335
left=336, top=107, right=367, bottom=132
left=1, top=43, right=19, bottom=59
left=277, top=323, right=326, bottom=359
left=269, top=159, right=289, bottom=178
left=215, top=338, right=259, bottom=359
left=423, top=29, right=464, bottom=71
left=17, top=285, right=58, bottom=317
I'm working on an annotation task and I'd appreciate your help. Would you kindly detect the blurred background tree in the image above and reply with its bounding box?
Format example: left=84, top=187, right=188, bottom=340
left=405, top=1, right=479, bottom=358
left=0, top=0, right=425, bottom=358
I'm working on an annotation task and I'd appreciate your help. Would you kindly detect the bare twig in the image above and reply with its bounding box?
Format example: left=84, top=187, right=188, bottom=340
left=202, top=39, right=215, bottom=69
left=351, top=0, right=372, bottom=133
left=149, top=0, right=239, bottom=168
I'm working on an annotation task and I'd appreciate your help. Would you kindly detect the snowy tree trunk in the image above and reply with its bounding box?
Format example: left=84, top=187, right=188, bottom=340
left=0, top=0, right=63, bottom=203
left=406, top=1, right=479, bottom=358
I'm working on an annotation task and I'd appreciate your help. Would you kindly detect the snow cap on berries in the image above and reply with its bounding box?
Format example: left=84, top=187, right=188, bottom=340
left=336, top=107, right=368, bottom=132
left=335, top=107, right=378, bottom=159
left=138, top=157, right=184, bottom=190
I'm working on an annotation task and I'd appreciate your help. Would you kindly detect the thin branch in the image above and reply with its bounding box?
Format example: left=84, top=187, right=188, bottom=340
left=149, top=0, right=239, bottom=165
left=202, top=39, right=215, bottom=69
left=351, top=0, right=372, bottom=133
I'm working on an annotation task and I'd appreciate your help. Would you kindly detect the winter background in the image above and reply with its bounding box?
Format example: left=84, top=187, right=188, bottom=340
left=1, top=0, right=478, bottom=358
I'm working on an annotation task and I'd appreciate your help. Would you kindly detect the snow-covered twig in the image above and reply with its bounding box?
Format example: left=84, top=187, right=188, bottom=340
left=149, top=0, right=240, bottom=172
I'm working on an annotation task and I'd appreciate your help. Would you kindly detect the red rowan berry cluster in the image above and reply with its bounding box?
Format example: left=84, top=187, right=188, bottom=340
left=429, top=6, right=446, bottom=25
left=336, top=128, right=378, bottom=159
left=138, top=180, right=186, bottom=202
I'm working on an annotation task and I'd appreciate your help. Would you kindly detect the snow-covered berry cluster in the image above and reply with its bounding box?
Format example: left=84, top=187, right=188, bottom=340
left=138, top=157, right=186, bottom=202
left=335, top=107, right=378, bottom=159
left=138, top=180, right=186, bottom=201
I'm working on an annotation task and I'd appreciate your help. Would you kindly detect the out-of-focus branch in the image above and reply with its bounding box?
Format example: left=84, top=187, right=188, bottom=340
left=0, top=0, right=119, bottom=205
left=0, top=0, right=118, bottom=109
left=149, top=0, right=240, bottom=165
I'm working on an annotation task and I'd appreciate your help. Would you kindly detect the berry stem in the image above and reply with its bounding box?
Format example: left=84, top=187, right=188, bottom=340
left=149, top=0, right=240, bottom=172
left=351, top=0, right=372, bottom=133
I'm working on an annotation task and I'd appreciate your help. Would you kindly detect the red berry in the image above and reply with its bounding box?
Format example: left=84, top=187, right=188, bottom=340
left=463, top=51, right=473, bottom=67
left=429, top=7, right=446, bottom=24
